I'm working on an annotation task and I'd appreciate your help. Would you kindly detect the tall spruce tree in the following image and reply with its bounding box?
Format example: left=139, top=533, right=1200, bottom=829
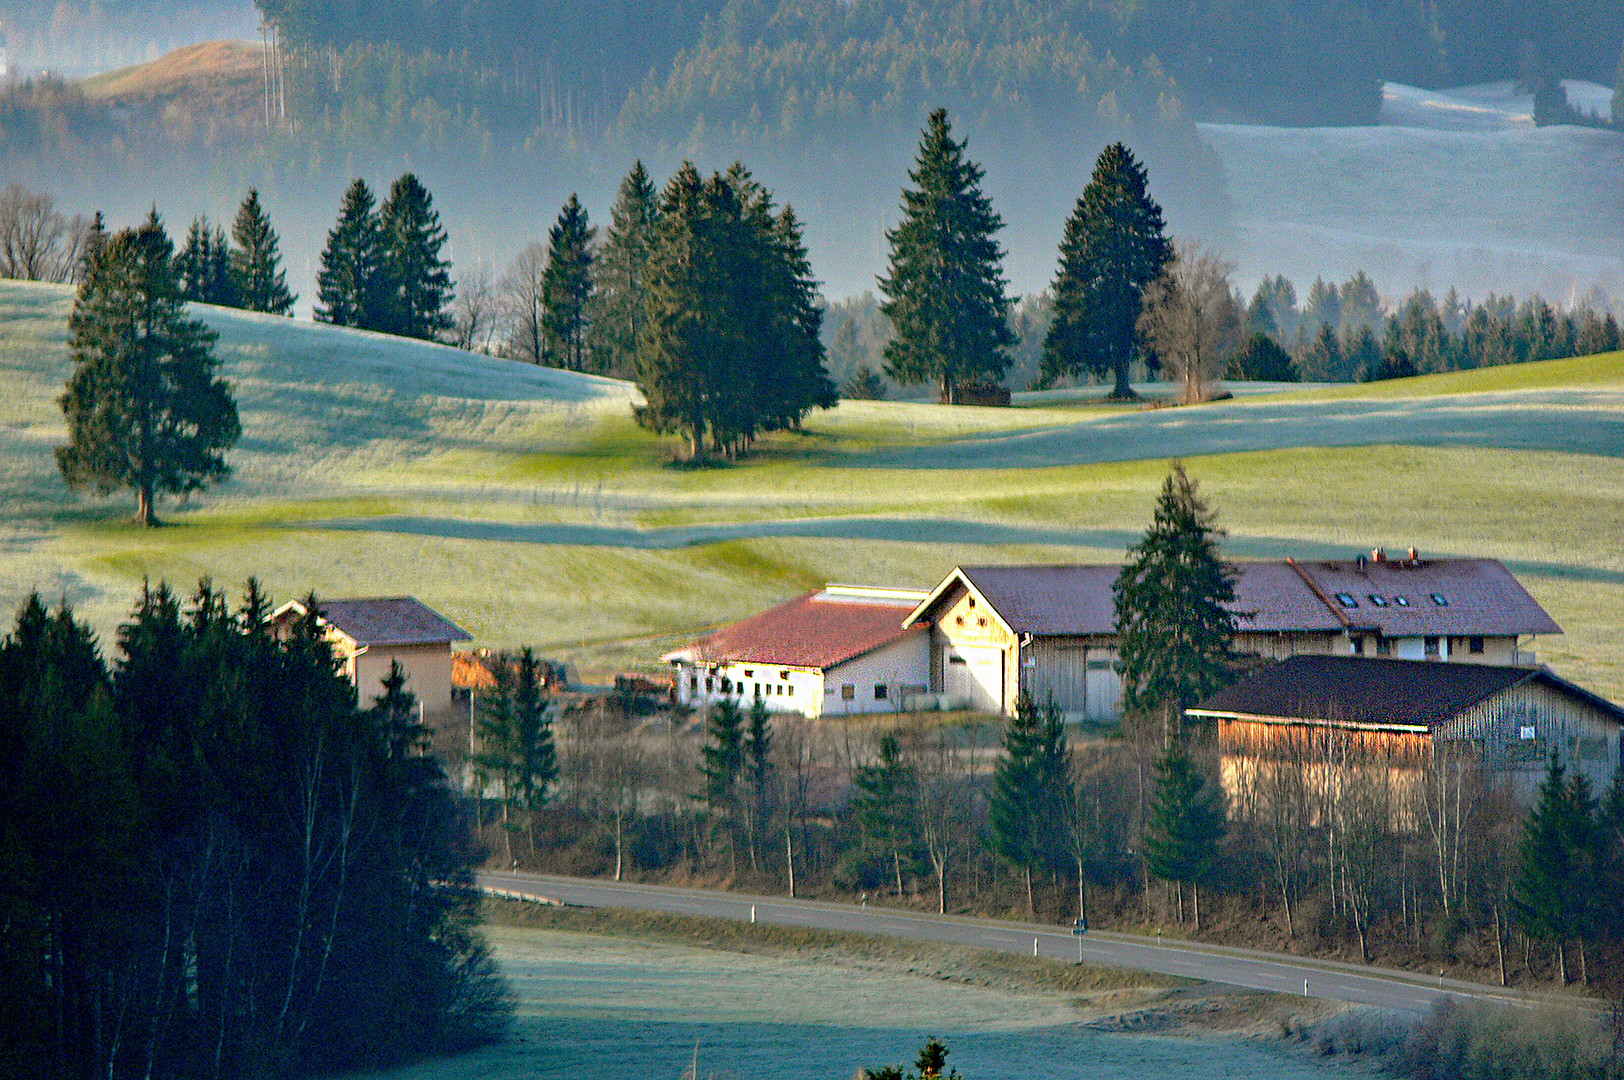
left=1143, top=741, right=1227, bottom=928
left=1511, top=756, right=1600, bottom=984
left=635, top=162, right=833, bottom=459
left=378, top=172, right=454, bottom=340
left=589, top=161, right=659, bottom=378
left=541, top=194, right=596, bottom=371
left=847, top=734, right=922, bottom=899
left=1113, top=463, right=1238, bottom=740
left=174, top=216, right=235, bottom=305
left=315, top=179, right=385, bottom=328
left=228, top=188, right=295, bottom=315
left=57, top=213, right=240, bottom=527
left=1041, top=143, right=1173, bottom=398
left=878, top=108, right=1014, bottom=404
left=989, top=693, right=1070, bottom=915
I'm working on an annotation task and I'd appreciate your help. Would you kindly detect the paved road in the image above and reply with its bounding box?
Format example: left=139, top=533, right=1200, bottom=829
left=478, top=870, right=1546, bottom=1015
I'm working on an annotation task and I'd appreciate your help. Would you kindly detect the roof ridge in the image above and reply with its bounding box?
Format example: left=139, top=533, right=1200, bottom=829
left=1285, top=557, right=1353, bottom=629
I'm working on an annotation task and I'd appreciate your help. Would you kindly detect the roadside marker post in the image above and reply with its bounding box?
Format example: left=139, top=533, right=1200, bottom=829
left=1304, top=978, right=1309, bottom=997
left=751, top=905, right=757, bottom=924
left=1033, top=937, right=1039, bottom=957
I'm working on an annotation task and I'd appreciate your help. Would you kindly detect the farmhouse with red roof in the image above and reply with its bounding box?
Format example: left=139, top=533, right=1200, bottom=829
left=663, top=586, right=930, bottom=717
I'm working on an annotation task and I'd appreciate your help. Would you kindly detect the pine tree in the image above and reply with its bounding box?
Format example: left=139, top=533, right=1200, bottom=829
left=878, top=108, right=1014, bottom=404
left=847, top=734, right=921, bottom=898
left=589, top=161, right=659, bottom=378
left=1113, top=463, right=1238, bottom=740
left=989, top=692, right=1069, bottom=915
left=378, top=172, right=454, bottom=340
left=1511, top=756, right=1600, bottom=984
left=701, top=695, right=746, bottom=870
left=1143, top=741, right=1227, bottom=928
left=174, top=216, right=235, bottom=305
left=1041, top=143, right=1173, bottom=398
left=57, top=213, right=240, bottom=527
left=761, top=204, right=837, bottom=430
left=541, top=194, right=595, bottom=371
left=229, top=188, right=295, bottom=315
left=743, top=693, right=774, bottom=871
left=315, top=178, right=385, bottom=328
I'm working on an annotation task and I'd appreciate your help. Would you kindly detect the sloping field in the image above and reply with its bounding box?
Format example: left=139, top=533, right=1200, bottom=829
left=1199, top=81, right=1624, bottom=301
left=1, top=279, right=1619, bottom=697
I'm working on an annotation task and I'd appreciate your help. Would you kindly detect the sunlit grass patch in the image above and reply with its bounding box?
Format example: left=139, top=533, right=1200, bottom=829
left=1269, top=350, right=1624, bottom=401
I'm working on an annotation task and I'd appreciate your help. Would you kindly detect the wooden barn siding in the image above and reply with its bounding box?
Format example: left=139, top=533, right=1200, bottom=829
left=1439, top=681, right=1620, bottom=801
left=1023, top=637, right=1103, bottom=714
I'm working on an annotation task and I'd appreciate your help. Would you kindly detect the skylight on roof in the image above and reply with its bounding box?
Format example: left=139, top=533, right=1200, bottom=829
left=1335, top=592, right=1358, bottom=608
left=1430, top=593, right=1449, bottom=607
left=1394, top=596, right=1411, bottom=607
left=1368, top=594, right=1388, bottom=607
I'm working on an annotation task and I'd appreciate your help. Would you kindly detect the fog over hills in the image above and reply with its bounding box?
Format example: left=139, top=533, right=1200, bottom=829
left=1201, top=81, right=1624, bottom=305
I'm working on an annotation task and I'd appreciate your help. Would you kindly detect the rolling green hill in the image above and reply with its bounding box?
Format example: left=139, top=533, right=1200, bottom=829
left=2, top=279, right=1620, bottom=698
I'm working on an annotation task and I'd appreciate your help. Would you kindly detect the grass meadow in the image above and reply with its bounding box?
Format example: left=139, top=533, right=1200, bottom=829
left=2, top=279, right=1620, bottom=696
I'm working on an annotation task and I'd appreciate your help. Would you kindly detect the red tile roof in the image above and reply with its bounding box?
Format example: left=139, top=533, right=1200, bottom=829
left=1189, top=655, right=1622, bottom=729
left=666, top=589, right=925, bottom=670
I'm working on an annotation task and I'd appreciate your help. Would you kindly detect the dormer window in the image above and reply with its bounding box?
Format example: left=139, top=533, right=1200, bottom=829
left=1335, top=592, right=1358, bottom=608
left=1367, top=594, right=1388, bottom=607
left=1429, top=593, right=1449, bottom=607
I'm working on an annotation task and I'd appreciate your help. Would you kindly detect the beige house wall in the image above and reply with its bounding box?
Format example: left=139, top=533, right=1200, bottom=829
left=929, top=587, right=1019, bottom=714
left=332, top=636, right=456, bottom=717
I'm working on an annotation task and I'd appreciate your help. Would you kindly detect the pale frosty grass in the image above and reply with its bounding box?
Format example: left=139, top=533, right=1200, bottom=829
left=1, top=280, right=1620, bottom=696
left=1197, top=80, right=1624, bottom=301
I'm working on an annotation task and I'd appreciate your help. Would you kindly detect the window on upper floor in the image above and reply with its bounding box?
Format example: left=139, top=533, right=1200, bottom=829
left=1425, top=636, right=1440, bottom=656
left=1470, top=636, right=1485, bottom=654
left=875, top=684, right=889, bottom=700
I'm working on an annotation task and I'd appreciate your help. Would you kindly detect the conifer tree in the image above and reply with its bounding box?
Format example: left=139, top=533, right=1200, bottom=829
left=847, top=734, right=921, bottom=898
left=1143, top=741, right=1227, bottom=928
left=878, top=108, right=1014, bottom=404
left=1512, top=756, right=1600, bottom=984
left=701, top=695, right=746, bottom=870
left=174, top=216, right=235, bottom=305
left=1113, top=463, right=1238, bottom=740
left=378, top=172, right=454, bottom=340
left=989, top=693, right=1070, bottom=915
left=316, top=178, right=385, bottom=328
left=1042, top=143, right=1173, bottom=398
left=541, top=194, right=595, bottom=371
left=57, top=213, right=240, bottom=527
left=590, top=161, right=659, bottom=378
left=229, top=188, right=295, bottom=315
left=744, top=693, right=774, bottom=870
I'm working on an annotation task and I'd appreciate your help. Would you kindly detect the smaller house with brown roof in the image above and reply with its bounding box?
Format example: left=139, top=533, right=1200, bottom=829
left=1190, top=655, right=1624, bottom=811
left=270, top=597, right=471, bottom=716
left=663, top=586, right=930, bottom=717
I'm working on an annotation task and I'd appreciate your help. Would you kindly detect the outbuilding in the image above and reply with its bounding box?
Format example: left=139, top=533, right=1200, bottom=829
left=269, top=596, right=471, bottom=716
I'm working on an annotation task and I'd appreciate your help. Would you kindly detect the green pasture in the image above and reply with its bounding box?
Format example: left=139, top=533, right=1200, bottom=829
left=1, top=279, right=1619, bottom=698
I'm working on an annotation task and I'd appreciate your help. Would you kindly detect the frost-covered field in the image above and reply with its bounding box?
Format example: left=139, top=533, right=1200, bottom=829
left=1, top=281, right=1620, bottom=697
left=357, top=926, right=1349, bottom=1080
left=1198, top=81, right=1624, bottom=304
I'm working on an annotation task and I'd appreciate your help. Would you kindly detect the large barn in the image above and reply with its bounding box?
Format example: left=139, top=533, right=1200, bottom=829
left=269, top=597, right=471, bottom=716
left=901, top=552, right=1561, bottom=720
left=1189, top=655, right=1624, bottom=812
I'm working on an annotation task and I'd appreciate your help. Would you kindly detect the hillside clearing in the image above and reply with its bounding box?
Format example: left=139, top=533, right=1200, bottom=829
left=0, top=280, right=1617, bottom=697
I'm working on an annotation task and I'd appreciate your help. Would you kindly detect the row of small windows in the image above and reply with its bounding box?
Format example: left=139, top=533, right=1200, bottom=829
left=692, top=675, right=796, bottom=698
left=1348, top=635, right=1483, bottom=655
left=1334, top=592, right=1449, bottom=609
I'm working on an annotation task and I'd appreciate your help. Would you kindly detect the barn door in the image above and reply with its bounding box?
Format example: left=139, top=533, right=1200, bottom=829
left=946, top=646, right=1003, bottom=713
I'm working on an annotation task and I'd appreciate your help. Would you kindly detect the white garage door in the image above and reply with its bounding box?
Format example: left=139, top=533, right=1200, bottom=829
left=945, top=646, right=1004, bottom=713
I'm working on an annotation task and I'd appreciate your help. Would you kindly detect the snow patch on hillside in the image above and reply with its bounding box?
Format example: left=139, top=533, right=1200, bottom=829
left=1198, top=80, right=1624, bottom=305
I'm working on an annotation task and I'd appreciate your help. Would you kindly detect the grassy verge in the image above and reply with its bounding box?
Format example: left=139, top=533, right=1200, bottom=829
left=480, top=897, right=1178, bottom=998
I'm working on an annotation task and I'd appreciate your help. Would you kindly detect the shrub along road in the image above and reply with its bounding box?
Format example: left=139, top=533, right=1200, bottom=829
left=477, top=870, right=1561, bottom=1014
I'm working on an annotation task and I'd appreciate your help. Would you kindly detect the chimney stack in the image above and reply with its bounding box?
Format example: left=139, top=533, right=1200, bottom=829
left=1408, top=546, right=1419, bottom=564
left=1371, top=547, right=1386, bottom=563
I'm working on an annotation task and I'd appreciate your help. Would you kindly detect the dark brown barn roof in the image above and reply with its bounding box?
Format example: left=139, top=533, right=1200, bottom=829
left=274, top=597, right=471, bottom=647
left=665, top=588, right=926, bottom=671
left=904, top=557, right=1560, bottom=639
left=1187, top=655, right=1622, bottom=729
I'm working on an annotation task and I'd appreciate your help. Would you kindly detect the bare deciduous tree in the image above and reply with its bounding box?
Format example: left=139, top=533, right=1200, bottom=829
left=499, top=242, right=548, bottom=365
left=0, top=183, right=87, bottom=283
left=448, top=259, right=499, bottom=353
left=1139, top=242, right=1243, bottom=404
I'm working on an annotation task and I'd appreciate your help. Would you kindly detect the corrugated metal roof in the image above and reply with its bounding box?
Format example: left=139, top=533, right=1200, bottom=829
left=277, top=597, right=471, bottom=647
left=908, top=558, right=1559, bottom=638
left=664, top=588, right=926, bottom=671
left=1188, top=655, right=1545, bottom=728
